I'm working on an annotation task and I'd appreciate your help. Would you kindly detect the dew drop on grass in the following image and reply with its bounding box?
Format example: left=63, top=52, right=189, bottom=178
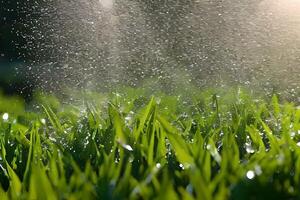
left=84, top=140, right=89, bottom=148
left=125, top=116, right=132, bottom=123
left=2, top=113, right=9, bottom=121
left=40, top=118, right=46, bottom=124
left=291, top=132, right=296, bottom=138
left=206, top=144, right=211, bottom=150
left=219, top=131, right=224, bottom=137
left=0, top=164, right=6, bottom=174
left=246, top=170, right=255, bottom=180
left=121, top=144, right=133, bottom=151
left=129, top=156, right=134, bottom=163
left=179, top=163, right=185, bottom=170
left=49, top=137, right=57, bottom=142
left=154, top=163, right=160, bottom=169
left=245, top=142, right=255, bottom=154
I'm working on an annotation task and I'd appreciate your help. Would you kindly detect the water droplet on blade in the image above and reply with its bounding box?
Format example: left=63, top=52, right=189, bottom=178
left=246, top=170, right=255, bottom=180
left=121, top=143, right=133, bottom=151
left=2, top=113, right=9, bottom=121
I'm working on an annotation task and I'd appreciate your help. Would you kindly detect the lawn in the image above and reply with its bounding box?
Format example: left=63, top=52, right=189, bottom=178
left=0, top=87, right=299, bottom=199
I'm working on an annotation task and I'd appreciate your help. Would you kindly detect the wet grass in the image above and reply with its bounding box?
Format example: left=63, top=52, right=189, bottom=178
left=0, top=88, right=300, bottom=199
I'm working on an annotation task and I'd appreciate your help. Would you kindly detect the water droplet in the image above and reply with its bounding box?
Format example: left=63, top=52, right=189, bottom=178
left=122, top=144, right=133, bottom=151
left=254, top=165, right=262, bottom=175
left=156, top=163, right=161, bottom=169
left=49, top=137, right=57, bottom=142
left=246, top=170, right=255, bottom=180
left=129, top=156, right=134, bottom=163
left=84, top=140, right=90, bottom=147
left=291, top=132, right=296, bottom=138
left=245, top=142, right=255, bottom=153
left=206, top=144, right=211, bottom=150
left=40, top=118, right=46, bottom=124
left=125, top=116, right=132, bottom=122
left=2, top=113, right=9, bottom=121
left=179, top=163, right=185, bottom=170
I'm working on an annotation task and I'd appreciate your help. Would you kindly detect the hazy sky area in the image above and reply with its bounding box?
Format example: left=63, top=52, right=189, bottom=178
left=1, top=0, right=299, bottom=98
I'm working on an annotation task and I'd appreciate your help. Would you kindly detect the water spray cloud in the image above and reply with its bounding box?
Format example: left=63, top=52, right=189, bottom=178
left=18, top=0, right=300, bottom=98
left=99, top=0, right=114, bottom=9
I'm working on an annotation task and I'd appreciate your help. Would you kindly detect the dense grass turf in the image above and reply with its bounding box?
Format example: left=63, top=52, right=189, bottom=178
left=0, top=88, right=300, bottom=199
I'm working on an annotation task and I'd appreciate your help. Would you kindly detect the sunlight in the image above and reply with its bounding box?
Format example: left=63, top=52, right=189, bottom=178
left=99, top=0, right=114, bottom=9
left=271, top=0, right=300, bottom=16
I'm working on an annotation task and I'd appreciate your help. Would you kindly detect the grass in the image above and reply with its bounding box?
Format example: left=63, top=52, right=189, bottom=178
left=0, top=87, right=300, bottom=199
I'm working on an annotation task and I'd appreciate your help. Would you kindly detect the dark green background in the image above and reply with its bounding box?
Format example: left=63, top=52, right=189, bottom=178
left=0, top=0, right=35, bottom=97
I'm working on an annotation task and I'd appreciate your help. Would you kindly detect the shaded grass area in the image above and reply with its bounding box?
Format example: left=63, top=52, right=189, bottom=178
left=0, top=87, right=300, bottom=199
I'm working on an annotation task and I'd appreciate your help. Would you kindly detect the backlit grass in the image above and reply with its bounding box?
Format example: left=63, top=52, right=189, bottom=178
left=0, top=88, right=300, bottom=199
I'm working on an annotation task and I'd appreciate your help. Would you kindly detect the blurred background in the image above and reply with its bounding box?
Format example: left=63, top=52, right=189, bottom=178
left=0, top=1, right=34, bottom=99
left=1, top=0, right=300, bottom=100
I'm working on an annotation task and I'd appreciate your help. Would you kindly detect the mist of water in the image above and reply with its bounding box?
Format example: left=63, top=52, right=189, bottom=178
left=15, top=0, right=300, bottom=99
left=100, top=0, right=114, bottom=9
